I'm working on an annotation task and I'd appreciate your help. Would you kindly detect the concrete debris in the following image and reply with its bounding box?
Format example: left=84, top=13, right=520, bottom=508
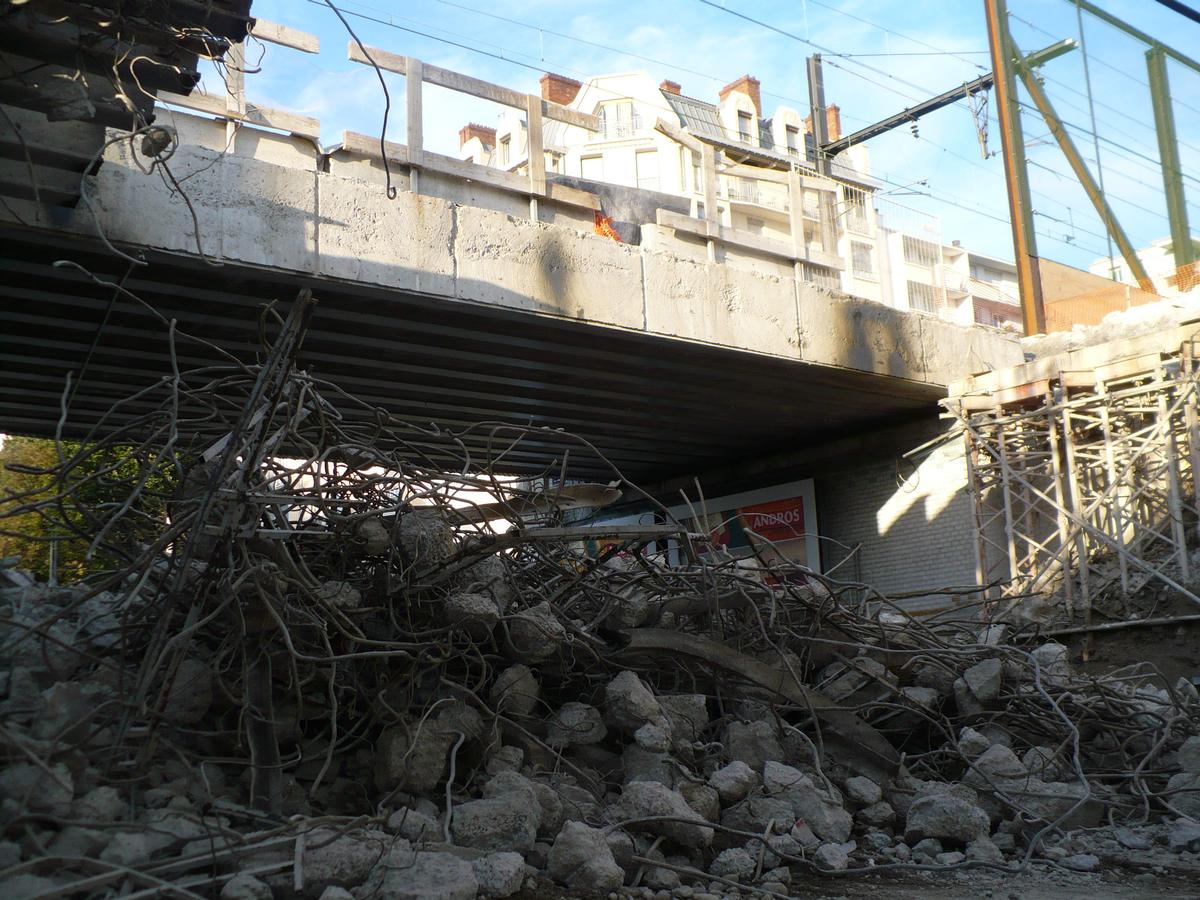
left=962, top=657, right=1003, bottom=703
left=488, top=664, right=540, bottom=718
left=708, top=760, right=759, bottom=804
left=360, top=847, right=477, bottom=900
left=546, top=701, right=607, bottom=747
left=471, top=851, right=526, bottom=897
left=3, top=351, right=1199, bottom=898
left=813, top=841, right=850, bottom=870
left=547, top=821, right=624, bottom=893
left=450, top=793, right=541, bottom=852
left=605, top=669, right=665, bottom=731
left=220, top=874, right=273, bottom=900
left=611, top=781, right=714, bottom=848
left=904, top=785, right=991, bottom=846
left=708, top=846, right=756, bottom=879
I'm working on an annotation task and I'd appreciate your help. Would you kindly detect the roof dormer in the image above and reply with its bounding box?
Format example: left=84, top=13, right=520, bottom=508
left=718, top=75, right=761, bottom=147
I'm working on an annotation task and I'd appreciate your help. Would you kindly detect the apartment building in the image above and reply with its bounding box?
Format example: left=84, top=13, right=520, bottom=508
left=872, top=195, right=1021, bottom=329
left=1090, top=237, right=1200, bottom=300
left=459, top=70, right=1019, bottom=328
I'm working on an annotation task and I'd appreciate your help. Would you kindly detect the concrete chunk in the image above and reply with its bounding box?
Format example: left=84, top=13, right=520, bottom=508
left=547, top=821, right=624, bottom=893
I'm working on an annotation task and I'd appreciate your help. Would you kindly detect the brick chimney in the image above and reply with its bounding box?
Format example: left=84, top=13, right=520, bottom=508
left=804, top=104, right=841, bottom=142
left=540, top=72, right=582, bottom=106
left=459, top=122, right=496, bottom=149
left=825, top=103, right=841, bottom=142
left=718, top=74, right=761, bottom=116
left=660, top=79, right=682, bottom=95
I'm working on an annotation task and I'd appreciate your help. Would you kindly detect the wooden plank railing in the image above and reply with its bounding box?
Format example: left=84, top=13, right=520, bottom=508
left=346, top=42, right=601, bottom=214
left=155, top=18, right=321, bottom=140
left=145, top=17, right=842, bottom=275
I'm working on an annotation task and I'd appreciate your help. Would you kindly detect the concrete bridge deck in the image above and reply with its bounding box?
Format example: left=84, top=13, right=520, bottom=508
left=0, top=112, right=1022, bottom=481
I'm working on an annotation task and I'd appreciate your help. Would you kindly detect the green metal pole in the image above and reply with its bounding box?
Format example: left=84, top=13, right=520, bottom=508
left=1070, top=0, right=1200, bottom=77
left=1010, top=36, right=1155, bottom=293
left=1147, top=47, right=1196, bottom=285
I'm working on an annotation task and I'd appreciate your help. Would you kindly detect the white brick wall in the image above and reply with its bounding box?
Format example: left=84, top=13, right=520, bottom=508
left=815, top=433, right=978, bottom=610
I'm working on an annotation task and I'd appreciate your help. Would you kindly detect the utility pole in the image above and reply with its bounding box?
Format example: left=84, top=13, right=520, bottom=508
left=984, top=0, right=1045, bottom=335
left=807, top=55, right=830, bottom=176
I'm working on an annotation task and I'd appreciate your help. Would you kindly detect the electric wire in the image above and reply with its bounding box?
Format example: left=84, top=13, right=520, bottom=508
left=682, top=0, right=1178, bottom=230
left=1010, top=7, right=1200, bottom=119
left=274, top=0, right=1166, bottom=266
left=797, top=0, right=991, bottom=71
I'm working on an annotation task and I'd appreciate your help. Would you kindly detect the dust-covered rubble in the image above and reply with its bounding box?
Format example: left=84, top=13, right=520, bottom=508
left=1, top=354, right=1198, bottom=898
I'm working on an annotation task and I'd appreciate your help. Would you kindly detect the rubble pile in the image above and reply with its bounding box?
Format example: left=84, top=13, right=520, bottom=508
left=1, top=317, right=1198, bottom=898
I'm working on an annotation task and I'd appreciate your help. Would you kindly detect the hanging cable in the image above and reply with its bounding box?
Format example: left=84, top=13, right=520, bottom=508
left=322, top=0, right=397, bottom=199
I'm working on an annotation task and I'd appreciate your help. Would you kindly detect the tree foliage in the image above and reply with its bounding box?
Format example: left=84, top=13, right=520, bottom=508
left=0, top=436, right=180, bottom=581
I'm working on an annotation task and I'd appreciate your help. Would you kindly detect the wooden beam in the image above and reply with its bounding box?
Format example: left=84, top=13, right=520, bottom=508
left=653, top=116, right=705, bottom=153
left=406, top=56, right=424, bottom=171
left=156, top=91, right=320, bottom=140
left=526, top=93, right=546, bottom=198
left=347, top=42, right=598, bottom=130
left=656, top=208, right=844, bottom=270
left=248, top=19, right=319, bottom=54
left=338, top=131, right=600, bottom=210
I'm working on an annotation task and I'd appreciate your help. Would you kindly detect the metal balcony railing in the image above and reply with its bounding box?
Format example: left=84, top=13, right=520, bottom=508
left=942, top=266, right=970, bottom=295
left=593, top=113, right=643, bottom=140
left=720, top=177, right=790, bottom=212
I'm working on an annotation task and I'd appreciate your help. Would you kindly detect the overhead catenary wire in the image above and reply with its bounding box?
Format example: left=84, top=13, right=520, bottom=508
left=270, top=0, right=1176, bottom=269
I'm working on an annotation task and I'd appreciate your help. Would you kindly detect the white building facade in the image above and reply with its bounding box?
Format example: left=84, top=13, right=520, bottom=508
left=1090, top=237, right=1200, bottom=300
left=460, top=70, right=1020, bottom=329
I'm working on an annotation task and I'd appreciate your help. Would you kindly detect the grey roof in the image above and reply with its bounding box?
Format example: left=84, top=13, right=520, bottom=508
left=662, top=91, right=724, bottom=138
left=659, top=89, right=877, bottom=187
left=662, top=89, right=810, bottom=168
left=759, top=117, right=775, bottom=151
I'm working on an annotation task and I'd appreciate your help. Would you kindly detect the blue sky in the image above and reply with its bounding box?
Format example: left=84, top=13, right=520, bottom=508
left=235, top=0, right=1200, bottom=272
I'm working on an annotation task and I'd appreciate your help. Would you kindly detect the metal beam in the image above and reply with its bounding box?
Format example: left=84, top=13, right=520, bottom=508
left=984, top=0, right=1045, bottom=335
left=1071, top=0, right=1200, bottom=76
left=807, top=55, right=831, bottom=176
left=1010, top=35, right=1155, bottom=294
left=1146, top=46, right=1196, bottom=285
left=822, top=39, right=1076, bottom=157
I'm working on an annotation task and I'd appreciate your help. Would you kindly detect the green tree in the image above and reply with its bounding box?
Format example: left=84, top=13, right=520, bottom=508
left=0, top=436, right=180, bottom=581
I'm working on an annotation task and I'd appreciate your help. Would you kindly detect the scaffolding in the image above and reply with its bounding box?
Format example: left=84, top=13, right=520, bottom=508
left=945, top=324, right=1200, bottom=626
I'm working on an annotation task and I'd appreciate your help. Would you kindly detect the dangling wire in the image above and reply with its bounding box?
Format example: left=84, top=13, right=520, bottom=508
left=323, top=0, right=398, bottom=199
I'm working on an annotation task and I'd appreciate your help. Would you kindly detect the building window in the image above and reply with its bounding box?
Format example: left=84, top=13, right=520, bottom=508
left=902, top=235, right=939, bottom=267
left=801, top=263, right=841, bottom=290
left=580, top=155, right=604, bottom=181
left=597, top=100, right=639, bottom=138
left=785, top=124, right=800, bottom=156
left=737, top=110, right=753, bottom=142
left=498, top=136, right=510, bottom=168
left=907, top=280, right=936, bottom=313
left=971, top=264, right=1007, bottom=283
left=635, top=149, right=659, bottom=191
left=842, top=187, right=869, bottom=234
left=851, top=241, right=874, bottom=278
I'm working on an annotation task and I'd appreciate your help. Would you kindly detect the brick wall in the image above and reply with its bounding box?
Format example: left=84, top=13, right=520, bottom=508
left=815, top=433, right=978, bottom=611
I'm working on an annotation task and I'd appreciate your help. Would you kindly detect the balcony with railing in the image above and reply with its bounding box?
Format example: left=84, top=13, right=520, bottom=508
left=592, top=112, right=644, bottom=141
left=941, top=265, right=970, bottom=296
left=719, top=175, right=790, bottom=213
